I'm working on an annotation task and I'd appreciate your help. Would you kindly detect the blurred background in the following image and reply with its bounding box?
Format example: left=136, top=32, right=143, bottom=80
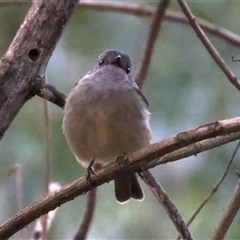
left=1, top=1, right=240, bottom=239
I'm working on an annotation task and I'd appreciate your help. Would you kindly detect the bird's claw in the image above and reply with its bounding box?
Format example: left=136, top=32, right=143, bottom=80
left=86, top=159, right=95, bottom=187
left=116, top=154, right=129, bottom=166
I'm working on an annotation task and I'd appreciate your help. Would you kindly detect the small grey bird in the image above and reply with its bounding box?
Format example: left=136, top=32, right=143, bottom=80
left=62, top=49, right=151, bottom=203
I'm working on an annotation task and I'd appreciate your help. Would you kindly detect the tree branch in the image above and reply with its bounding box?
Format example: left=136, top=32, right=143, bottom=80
left=10, top=164, right=25, bottom=239
left=2, top=1, right=240, bottom=49
left=177, top=140, right=240, bottom=240
left=32, top=182, right=61, bottom=240
left=210, top=179, right=240, bottom=240
left=177, top=0, right=240, bottom=92
left=0, top=0, right=77, bottom=140
left=1, top=1, right=240, bottom=239
left=134, top=0, right=170, bottom=88
left=79, top=0, right=240, bottom=47
left=78, top=1, right=240, bottom=49
left=36, top=79, right=66, bottom=108
left=140, top=171, right=192, bottom=240
left=73, top=189, right=97, bottom=240
left=1, top=116, right=240, bottom=238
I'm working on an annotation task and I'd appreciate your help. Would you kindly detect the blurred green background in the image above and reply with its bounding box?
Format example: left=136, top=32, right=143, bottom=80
left=1, top=1, right=240, bottom=239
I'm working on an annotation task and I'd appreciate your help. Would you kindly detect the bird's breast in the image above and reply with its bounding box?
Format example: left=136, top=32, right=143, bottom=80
left=63, top=77, right=151, bottom=167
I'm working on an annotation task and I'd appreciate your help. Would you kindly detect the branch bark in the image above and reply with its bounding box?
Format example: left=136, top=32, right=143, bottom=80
left=1, top=116, right=240, bottom=238
left=0, top=0, right=78, bottom=140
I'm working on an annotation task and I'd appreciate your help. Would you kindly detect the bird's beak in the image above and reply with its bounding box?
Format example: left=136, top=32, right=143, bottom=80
left=112, top=55, right=122, bottom=67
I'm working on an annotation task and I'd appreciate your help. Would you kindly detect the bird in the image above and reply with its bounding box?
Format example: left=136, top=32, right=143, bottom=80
left=62, top=49, right=151, bottom=203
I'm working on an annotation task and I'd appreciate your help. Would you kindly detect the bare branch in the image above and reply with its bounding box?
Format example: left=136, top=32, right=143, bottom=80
left=10, top=164, right=25, bottom=240
left=32, top=183, right=61, bottom=240
left=134, top=0, right=170, bottom=88
left=187, top=140, right=240, bottom=225
left=177, top=0, right=240, bottom=92
left=2, top=1, right=240, bottom=49
left=1, top=117, right=240, bottom=238
left=140, top=171, right=192, bottom=240
left=43, top=99, right=51, bottom=197
left=210, top=180, right=240, bottom=240
left=177, top=140, right=240, bottom=240
left=74, top=189, right=97, bottom=240
left=0, top=0, right=77, bottom=140
left=37, top=80, right=66, bottom=109
left=78, top=1, right=240, bottom=48
left=41, top=99, right=51, bottom=240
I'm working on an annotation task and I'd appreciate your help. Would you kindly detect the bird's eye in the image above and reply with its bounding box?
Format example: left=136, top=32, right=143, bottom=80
left=126, top=67, right=131, bottom=74
left=99, top=59, right=104, bottom=65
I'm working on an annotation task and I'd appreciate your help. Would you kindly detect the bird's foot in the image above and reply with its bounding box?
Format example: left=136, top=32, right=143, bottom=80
left=116, top=154, right=129, bottom=166
left=86, top=159, right=96, bottom=187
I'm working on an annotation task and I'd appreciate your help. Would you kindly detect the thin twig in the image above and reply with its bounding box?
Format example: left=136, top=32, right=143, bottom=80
left=2, top=1, right=240, bottom=50
left=140, top=170, right=192, bottom=240
left=135, top=0, right=170, bottom=88
left=177, top=140, right=240, bottom=240
left=42, top=99, right=51, bottom=240
left=135, top=4, right=189, bottom=234
left=187, top=140, right=240, bottom=225
left=74, top=189, right=97, bottom=240
left=10, top=164, right=25, bottom=240
left=74, top=164, right=101, bottom=239
left=210, top=180, right=240, bottom=240
left=32, top=183, right=61, bottom=240
left=177, top=0, right=240, bottom=92
left=2, top=116, right=240, bottom=238
left=78, top=1, right=240, bottom=49
left=36, top=82, right=66, bottom=109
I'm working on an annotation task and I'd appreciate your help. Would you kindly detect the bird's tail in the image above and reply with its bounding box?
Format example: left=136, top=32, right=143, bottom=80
left=114, top=171, right=144, bottom=203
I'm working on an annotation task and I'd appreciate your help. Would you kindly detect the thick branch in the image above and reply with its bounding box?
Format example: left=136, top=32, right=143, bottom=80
left=1, top=116, right=240, bottom=238
left=0, top=0, right=78, bottom=140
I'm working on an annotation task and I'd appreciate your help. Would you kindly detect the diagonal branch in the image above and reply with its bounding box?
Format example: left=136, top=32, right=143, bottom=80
left=78, top=1, right=240, bottom=49
left=177, top=140, right=240, bottom=240
left=1, top=116, right=240, bottom=238
left=2, top=1, right=240, bottom=49
left=134, top=0, right=170, bottom=88
left=73, top=189, right=97, bottom=240
left=210, top=180, right=240, bottom=240
left=36, top=78, right=66, bottom=108
left=177, top=0, right=240, bottom=92
left=140, top=171, right=192, bottom=240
